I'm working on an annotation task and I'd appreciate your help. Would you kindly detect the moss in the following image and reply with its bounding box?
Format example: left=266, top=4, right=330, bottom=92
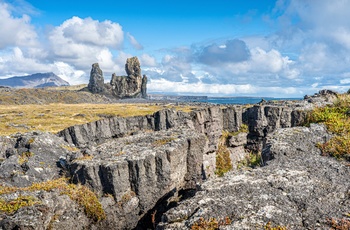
left=61, top=145, right=79, bottom=152
left=18, top=151, right=34, bottom=165
left=74, top=155, right=94, bottom=161
left=63, top=183, right=106, bottom=222
left=153, top=137, right=176, bottom=146
left=27, top=138, right=35, bottom=145
left=191, top=217, right=232, bottom=230
left=0, top=195, right=39, bottom=214
left=215, top=124, right=249, bottom=176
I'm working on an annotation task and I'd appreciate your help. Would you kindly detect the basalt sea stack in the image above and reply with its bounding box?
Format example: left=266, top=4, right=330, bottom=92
left=88, top=56, right=147, bottom=99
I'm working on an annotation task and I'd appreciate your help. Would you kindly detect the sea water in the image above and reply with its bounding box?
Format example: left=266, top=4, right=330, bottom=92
left=195, top=97, right=302, bottom=105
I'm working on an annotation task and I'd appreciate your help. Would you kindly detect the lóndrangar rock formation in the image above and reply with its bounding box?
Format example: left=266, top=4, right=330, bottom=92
left=88, top=56, right=148, bottom=99
left=88, top=63, right=105, bottom=94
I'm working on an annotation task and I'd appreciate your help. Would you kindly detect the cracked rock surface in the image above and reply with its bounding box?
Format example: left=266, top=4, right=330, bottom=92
left=157, top=124, right=350, bottom=229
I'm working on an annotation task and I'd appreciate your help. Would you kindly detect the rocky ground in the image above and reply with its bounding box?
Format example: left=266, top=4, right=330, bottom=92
left=0, top=90, right=348, bottom=230
left=158, top=124, right=350, bottom=229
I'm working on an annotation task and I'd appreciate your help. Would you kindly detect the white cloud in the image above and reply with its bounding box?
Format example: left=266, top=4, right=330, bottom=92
left=250, top=48, right=284, bottom=73
left=0, top=47, right=51, bottom=76
left=59, top=16, right=123, bottom=47
left=51, top=62, right=85, bottom=85
left=127, top=32, right=143, bottom=50
left=0, top=2, right=38, bottom=49
left=340, top=79, right=350, bottom=84
left=1, top=0, right=350, bottom=96
left=140, top=54, right=157, bottom=67
left=48, top=16, right=125, bottom=70
left=196, top=39, right=250, bottom=65
left=148, top=78, right=302, bottom=97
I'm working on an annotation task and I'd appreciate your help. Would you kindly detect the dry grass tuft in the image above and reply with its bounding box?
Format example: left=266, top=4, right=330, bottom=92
left=0, top=178, right=106, bottom=221
left=215, top=145, right=232, bottom=177
left=191, top=217, right=232, bottom=230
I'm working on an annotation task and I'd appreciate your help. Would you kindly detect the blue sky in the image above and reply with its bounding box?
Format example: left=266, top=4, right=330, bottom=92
left=1, top=0, right=350, bottom=97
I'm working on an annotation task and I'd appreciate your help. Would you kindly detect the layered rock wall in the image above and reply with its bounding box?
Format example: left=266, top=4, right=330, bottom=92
left=59, top=104, right=307, bottom=152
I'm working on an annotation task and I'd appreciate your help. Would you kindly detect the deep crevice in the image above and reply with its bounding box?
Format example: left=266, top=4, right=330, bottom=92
left=134, top=188, right=197, bottom=230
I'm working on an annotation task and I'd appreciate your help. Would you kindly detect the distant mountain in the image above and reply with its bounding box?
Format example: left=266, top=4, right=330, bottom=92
left=0, top=73, right=69, bottom=88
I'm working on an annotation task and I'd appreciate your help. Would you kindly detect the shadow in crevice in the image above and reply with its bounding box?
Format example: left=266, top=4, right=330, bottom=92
left=133, top=188, right=197, bottom=230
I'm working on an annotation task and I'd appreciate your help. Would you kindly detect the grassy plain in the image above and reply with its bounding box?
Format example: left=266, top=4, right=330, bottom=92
left=0, top=103, right=195, bottom=136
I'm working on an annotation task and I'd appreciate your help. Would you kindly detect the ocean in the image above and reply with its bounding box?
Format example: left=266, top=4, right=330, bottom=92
left=195, top=97, right=303, bottom=105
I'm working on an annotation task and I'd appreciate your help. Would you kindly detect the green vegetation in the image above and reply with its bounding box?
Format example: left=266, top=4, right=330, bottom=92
left=237, top=151, right=262, bottom=169
left=0, top=178, right=105, bottom=222
left=0, top=195, right=39, bottom=214
left=221, top=124, right=249, bottom=142
left=215, top=145, right=233, bottom=177
left=191, top=217, right=232, bottom=230
left=306, top=94, right=350, bottom=160
left=216, top=124, right=249, bottom=176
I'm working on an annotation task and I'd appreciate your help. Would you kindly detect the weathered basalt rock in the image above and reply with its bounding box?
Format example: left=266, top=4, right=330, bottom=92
left=158, top=124, right=350, bottom=229
left=88, top=63, right=105, bottom=94
left=0, top=132, right=73, bottom=187
left=88, top=57, right=148, bottom=99
left=244, top=105, right=308, bottom=151
left=68, top=128, right=206, bottom=229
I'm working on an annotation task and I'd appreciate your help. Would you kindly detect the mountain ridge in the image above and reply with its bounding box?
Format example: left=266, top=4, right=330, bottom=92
left=0, top=72, right=69, bottom=88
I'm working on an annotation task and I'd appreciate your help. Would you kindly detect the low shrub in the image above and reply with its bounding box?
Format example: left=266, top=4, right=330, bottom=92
left=306, top=94, right=350, bottom=160
left=237, top=151, right=262, bottom=169
left=215, top=145, right=232, bottom=177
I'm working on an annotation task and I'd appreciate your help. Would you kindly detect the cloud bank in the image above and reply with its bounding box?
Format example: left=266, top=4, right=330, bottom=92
left=1, top=0, right=350, bottom=97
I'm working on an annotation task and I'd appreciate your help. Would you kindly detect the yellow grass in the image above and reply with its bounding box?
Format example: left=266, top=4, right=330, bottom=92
left=0, top=103, right=197, bottom=136
left=45, top=84, right=88, bottom=91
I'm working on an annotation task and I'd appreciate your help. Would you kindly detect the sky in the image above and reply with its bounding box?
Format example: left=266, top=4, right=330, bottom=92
left=1, top=0, right=350, bottom=97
